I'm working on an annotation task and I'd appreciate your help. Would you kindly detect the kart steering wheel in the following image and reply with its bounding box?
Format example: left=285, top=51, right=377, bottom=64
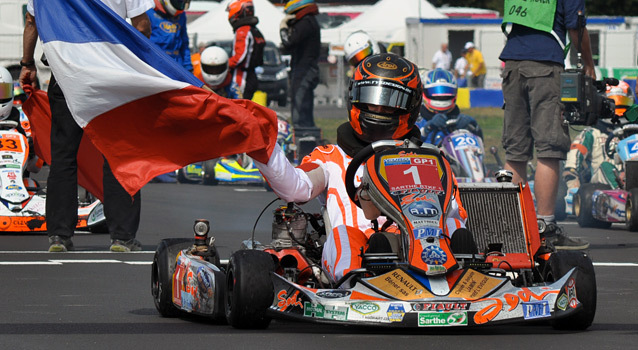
left=345, top=140, right=401, bottom=208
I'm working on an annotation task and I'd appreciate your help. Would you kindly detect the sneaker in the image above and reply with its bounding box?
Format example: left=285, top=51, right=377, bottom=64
left=48, top=235, right=74, bottom=252
left=542, top=223, right=590, bottom=251
left=110, top=239, right=142, bottom=252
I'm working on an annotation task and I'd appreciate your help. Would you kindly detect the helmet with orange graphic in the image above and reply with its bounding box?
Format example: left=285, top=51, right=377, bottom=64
left=155, top=0, right=191, bottom=17
left=348, top=53, right=423, bottom=143
left=226, top=0, right=255, bottom=25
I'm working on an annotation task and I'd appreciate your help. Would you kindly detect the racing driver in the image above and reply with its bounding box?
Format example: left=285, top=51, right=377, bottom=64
left=255, top=53, right=468, bottom=282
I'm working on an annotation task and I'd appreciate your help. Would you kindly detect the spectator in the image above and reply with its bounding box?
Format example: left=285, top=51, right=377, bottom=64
left=454, top=49, right=468, bottom=88
left=226, top=0, right=265, bottom=100
left=147, top=0, right=193, bottom=71
left=432, top=42, right=452, bottom=70
left=499, top=0, right=594, bottom=250
left=255, top=54, right=468, bottom=281
left=464, top=42, right=486, bottom=88
left=280, top=0, right=321, bottom=128
left=20, top=0, right=153, bottom=252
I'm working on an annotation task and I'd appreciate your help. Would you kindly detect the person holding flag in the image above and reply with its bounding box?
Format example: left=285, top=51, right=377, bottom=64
left=21, top=0, right=153, bottom=252
left=20, top=0, right=278, bottom=252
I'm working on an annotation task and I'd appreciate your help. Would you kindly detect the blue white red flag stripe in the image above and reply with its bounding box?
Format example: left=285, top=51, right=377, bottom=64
left=29, top=0, right=278, bottom=196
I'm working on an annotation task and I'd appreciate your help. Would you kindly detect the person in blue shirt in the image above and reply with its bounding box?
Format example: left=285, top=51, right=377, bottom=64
left=147, top=0, right=192, bottom=71
left=499, top=0, right=594, bottom=250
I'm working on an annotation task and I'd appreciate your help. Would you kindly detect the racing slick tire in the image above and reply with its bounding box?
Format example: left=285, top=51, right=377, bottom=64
left=574, top=183, right=612, bottom=229
left=626, top=188, right=638, bottom=232
left=152, top=238, right=195, bottom=317
left=543, top=251, right=597, bottom=330
left=177, top=168, right=199, bottom=184
left=225, top=249, right=275, bottom=329
left=202, top=159, right=219, bottom=186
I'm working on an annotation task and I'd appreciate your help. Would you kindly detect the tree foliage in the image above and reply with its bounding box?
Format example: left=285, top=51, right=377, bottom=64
left=429, top=0, right=638, bottom=17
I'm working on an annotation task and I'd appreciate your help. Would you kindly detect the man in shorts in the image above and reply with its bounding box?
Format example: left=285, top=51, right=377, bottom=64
left=499, top=0, right=594, bottom=250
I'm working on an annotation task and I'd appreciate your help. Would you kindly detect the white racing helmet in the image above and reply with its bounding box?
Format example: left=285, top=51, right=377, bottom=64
left=0, top=67, right=14, bottom=120
left=344, top=31, right=381, bottom=67
left=200, top=46, right=229, bottom=88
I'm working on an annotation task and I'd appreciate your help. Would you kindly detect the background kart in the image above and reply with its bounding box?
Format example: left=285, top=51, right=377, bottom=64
left=0, top=120, right=105, bottom=233
left=152, top=140, right=596, bottom=331
left=572, top=124, right=638, bottom=231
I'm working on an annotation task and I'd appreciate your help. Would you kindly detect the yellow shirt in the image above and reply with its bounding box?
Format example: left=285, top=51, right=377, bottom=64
left=466, top=49, right=486, bottom=76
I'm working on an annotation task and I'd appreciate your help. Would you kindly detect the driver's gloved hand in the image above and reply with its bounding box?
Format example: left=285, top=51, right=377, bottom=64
left=425, top=113, right=448, bottom=132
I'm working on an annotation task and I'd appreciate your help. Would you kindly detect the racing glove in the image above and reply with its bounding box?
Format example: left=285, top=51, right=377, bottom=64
left=562, top=167, right=580, bottom=189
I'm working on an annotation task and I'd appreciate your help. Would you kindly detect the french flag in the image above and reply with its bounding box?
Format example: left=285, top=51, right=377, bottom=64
left=26, top=0, right=278, bottom=197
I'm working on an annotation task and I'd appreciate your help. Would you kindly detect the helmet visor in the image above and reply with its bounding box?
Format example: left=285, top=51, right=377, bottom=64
left=350, top=79, right=416, bottom=112
left=0, top=82, right=12, bottom=102
left=424, top=83, right=456, bottom=100
left=347, top=46, right=373, bottom=66
left=202, top=62, right=228, bottom=75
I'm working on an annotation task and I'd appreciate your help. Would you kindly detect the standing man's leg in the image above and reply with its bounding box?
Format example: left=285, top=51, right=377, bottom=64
left=292, top=67, right=319, bottom=128
left=103, top=159, right=142, bottom=252
left=46, top=75, right=83, bottom=252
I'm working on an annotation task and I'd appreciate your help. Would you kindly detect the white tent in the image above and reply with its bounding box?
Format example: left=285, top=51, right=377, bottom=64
left=322, top=0, right=447, bottom=49
left=187, top=0, right=285, bottom=46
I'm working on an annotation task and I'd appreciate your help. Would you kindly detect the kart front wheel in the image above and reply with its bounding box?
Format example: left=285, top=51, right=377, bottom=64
left=225, top=250, right=274, bottom=329
left=151, top=238, right=195, bottom=317
left=543, top=251, right=597, bottom=330
left=202, top=159, right=219, bottom=186
left=574, top=183, right=612, bottom=228
left=626, top=188, right=638, bottom=232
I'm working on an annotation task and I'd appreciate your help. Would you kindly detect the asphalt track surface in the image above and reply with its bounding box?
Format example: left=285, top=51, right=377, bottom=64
left=1, top=183, right=638, bottom=349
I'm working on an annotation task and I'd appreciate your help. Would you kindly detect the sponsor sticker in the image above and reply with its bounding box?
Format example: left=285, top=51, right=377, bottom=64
left=449, top=269, right=503, bottom=299
left=367, top=269, right=433, bottom=300
left=421, top=245, right=447, bottom=265
left=566, top=278, right=578, bottom=308
left=349, top=301, right=380, bottom=315
left=382, top=155, right=443, bottom=193
left=522, top=301, right=551, bottom=320
left=407, top=201, right=439, bottom=218
left=302, top=302, right=348, bottom=321
left=556, top=293, right=569, bottom=311
left=316, top=290, right=351, bottom=299
left=412, top=302, right=470, bottom=312
left=387, top=303, right=405, bottom=323
left=418, top=312, right=468, bottom=327
left=413, top=227, right=442, bottom=240
left=276, top=289, right=303, bottom=312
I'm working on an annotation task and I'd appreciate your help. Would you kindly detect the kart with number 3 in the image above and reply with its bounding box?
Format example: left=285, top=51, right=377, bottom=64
left=152, top=139, right=596, bottom=330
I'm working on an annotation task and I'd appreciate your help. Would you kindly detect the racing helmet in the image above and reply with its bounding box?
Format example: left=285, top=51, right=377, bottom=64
left=0, top=67, right=14, bottom=120
left=348, top=53, right=423, bottom=143
left=155, top=0, right=191, bottom=17
left=344, top=31, right=381, bottom=67
left=226, top=0, right=255, bottom=24
left=200, top=46, right=229, bottom=88
left=284, top=0, right=314, bottom=14
left=422, top=68, right=457, bottom=113
left=606, top=81, right=634, bottom=118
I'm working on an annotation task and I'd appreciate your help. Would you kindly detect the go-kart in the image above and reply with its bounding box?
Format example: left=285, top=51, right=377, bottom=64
left=417, top=117, right=490, bottom=183
left=176, top=156, right=264, bottom=186
left=573, top=123, right=638, bottom=231
left=152, top=139, right=596, bottom=330
left=0, top=120, right=105, bottom=233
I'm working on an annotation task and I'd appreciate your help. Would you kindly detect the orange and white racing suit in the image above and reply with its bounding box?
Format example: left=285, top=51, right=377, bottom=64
left=256, top=143, right=468, bottom=282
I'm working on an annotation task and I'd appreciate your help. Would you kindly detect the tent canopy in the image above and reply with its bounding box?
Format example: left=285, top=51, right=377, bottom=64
left=322, top=0, right=447, bottom=48
left=187, top=0, right=285, bottom=47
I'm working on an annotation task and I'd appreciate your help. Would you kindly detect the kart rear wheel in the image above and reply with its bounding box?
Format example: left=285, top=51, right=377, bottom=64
left=225, top=250, right=275, bottom=329
left=202, top=159, right=219, bottom=186
left=574, top=183, right=612, bottom=228
left=177, top=168, right=199, bottom=184
left=543, top=251, right=596, bottom=330
left=626, top=188, right=638, bottom=232
left=151, top=238, right=195, bottom=317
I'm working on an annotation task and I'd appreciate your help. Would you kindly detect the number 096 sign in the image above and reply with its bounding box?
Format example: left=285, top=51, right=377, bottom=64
left=382, top=156, right=443, bottom=193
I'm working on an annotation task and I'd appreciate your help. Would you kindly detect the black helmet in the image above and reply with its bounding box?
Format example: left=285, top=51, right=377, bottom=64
left=348, top=53, right=422, bottom=143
